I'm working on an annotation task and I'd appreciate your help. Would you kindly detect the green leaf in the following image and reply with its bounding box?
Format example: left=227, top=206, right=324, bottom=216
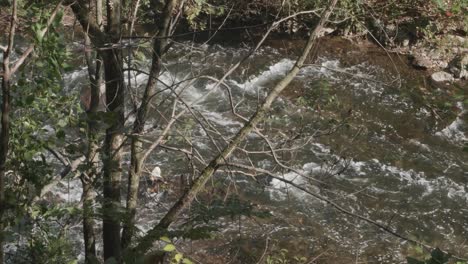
left=163, top=244, right=176, bottom=252
left=57, top=119, right=68, bottom=128
left=160, top=236, right=171, bottom=243
left=182, top=258, right=194, bottom=264
left=414, top=246, right=424, bottom=254
left=174, top=253, right=183, bottom=262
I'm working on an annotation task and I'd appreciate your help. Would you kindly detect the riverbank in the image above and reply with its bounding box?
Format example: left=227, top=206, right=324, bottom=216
left=177, top=0, right=467, bottom=82
left=2, top=1, right=465, bottom=84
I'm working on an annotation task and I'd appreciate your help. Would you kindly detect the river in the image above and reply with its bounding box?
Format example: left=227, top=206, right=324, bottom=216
left=44, top=37, right=468, bottom=263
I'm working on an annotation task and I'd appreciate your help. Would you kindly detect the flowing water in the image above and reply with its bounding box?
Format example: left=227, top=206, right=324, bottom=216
left=25, top=38, right=468, bottom=263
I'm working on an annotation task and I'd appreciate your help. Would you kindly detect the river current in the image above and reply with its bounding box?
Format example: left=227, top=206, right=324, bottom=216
left=28, top=39, right=468, bottom=263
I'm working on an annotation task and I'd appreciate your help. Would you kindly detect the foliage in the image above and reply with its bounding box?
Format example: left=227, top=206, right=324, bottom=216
left=6, top=204, right=80, bottom=264
left=2, top=2, right=80, bottom=262
left=184, top=0, right=225, bottom=30
left=432, top=0, right=468, bottom=15
left=8, top=2, right=79, bottom=201
left=160, top=236, right=194, bottom=264
left=24, top=233, right=76, bottom=264
left=137, top=0, right=225, bottom=30
left=25, top=206, right=79, bottom=264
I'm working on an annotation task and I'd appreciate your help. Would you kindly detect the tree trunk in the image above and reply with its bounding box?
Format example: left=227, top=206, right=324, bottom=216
left=68, top=0, right=125, bottom=261
left=0, top=1, right=16, bottom=262
left=81, top=175, right=98, bottom=264
left=0, top=63, right=11, bottom=264
left=101, top=48, right=125, bottom=262
left=121, top=0, right=177, bottom=250
left=81, top=33, right=103, bottom=264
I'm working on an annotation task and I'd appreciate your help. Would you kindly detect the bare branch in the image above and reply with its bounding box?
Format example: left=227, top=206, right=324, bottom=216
left=134, top=0, right=339, bottom=254
left=35, top=157, right=85, bottom=201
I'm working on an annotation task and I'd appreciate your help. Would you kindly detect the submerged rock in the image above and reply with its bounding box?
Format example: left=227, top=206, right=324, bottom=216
left=431, top=71, right=454, bottom=82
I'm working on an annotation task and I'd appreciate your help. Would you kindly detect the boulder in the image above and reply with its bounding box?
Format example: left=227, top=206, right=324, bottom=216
left=431, top=71, right=454, bottom=82
left=412, top=53, right=433, bottom=69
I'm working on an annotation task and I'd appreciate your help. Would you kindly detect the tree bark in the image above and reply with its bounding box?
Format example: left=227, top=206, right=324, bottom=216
left=0, top=1, right=16, bottom=262
left=121, top=0, right=177, bottom=250
left=80, top=33, right=104, bottom=264
left=102, top=2, right=125, bottom=256
left=101, top=47, right=125, bottom=262
left=68, top=0, right=125, bottom=261
left=0, top=46, right=11, bottom=264
left=134, top=0, right=338, bottom=254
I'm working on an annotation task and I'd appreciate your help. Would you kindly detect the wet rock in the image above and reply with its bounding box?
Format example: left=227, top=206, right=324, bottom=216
left=448, top=54, right=468, bottom=79
left=402, top=39, right=410, bottom=47
left=412, top=53, right=433, bottom=69
left=431, top=71, right=454, bottom=82
left=408, top=139, right=431, bottom=152
left=317, top=27, right=335, bottom=37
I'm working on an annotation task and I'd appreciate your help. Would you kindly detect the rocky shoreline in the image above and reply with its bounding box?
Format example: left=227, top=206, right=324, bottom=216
left=406, top=35, right=467, bottom=83
left=309, top=22, right=466, bottom=84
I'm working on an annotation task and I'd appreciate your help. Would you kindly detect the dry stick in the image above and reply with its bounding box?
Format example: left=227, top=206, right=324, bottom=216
left=35, top=157, right=85, bottom=200
left=221, top=162, right=468, bottom=262
left=256, top=237, right=270, bottom=264
left=128, top=0, right=141, bottom=36
left=133, top=0, right=339, bottom=254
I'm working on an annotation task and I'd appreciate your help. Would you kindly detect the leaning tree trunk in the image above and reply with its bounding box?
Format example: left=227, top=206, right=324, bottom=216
left=121, top=0, right=177, bottom=250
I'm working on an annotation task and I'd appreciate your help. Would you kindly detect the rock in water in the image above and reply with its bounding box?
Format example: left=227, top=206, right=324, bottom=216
left=412, top=54, right=433, bottom=69
left=431, top=71, right=454, bottom=82
left=151, top=166, right=161, bottom=179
